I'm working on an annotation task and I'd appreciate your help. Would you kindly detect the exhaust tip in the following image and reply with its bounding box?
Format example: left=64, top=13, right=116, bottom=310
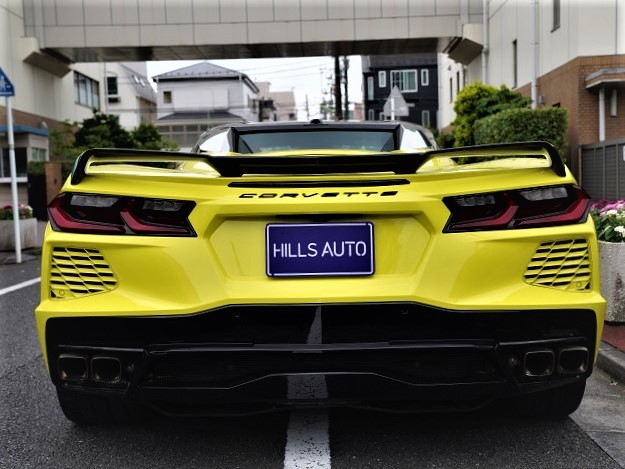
left=558, top=346, right=589, bottom=374
left=523, top=349, right=555, bottom=377
left=91, top=356, right=122, bottom=383
left=58, top=354, right=88, bottom=381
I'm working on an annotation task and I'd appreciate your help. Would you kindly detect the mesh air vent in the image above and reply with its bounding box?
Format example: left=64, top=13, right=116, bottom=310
left=524, top=239, right=590, bottom=291
left=50, top=247, right=117, bottom=299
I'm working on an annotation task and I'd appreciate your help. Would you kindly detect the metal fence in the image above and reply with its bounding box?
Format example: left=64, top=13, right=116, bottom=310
left=580, top=139, right=625, bottom=201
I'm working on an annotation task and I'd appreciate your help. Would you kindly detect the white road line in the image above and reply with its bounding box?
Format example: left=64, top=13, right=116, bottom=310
left=0, top=277, right=41, bottom=297
left=284, top=410, right=331, bottom=469
left=284, top=306, right=331, bottom=468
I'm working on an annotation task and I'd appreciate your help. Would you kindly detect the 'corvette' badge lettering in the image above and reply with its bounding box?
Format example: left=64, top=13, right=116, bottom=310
left=240, top=191, right=397, bottom=199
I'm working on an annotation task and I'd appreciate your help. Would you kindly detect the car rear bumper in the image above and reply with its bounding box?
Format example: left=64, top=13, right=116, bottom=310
left=46, top=303, right=598, bottom=414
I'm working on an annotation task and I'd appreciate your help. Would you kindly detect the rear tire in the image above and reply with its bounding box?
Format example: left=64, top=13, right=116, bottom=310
left=56, top=387, right=150, bottom=425
left=518, top=379, right=587, bottom=420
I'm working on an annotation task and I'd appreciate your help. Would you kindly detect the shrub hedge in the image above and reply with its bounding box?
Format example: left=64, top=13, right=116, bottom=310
left=474, top=107, right=568, bottom=161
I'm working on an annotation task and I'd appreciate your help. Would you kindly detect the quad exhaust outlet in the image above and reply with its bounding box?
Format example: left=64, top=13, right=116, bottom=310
left=58, top=354, right=122, bottom=384
left=522, top=346, right=589, bottom=377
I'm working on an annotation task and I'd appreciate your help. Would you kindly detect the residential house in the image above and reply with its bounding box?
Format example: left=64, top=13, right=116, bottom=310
left=104, top=62, right=157, bottom=129
left=256, top=82, right=297, bottom=121
left=152, top=62, right=259, bottom=151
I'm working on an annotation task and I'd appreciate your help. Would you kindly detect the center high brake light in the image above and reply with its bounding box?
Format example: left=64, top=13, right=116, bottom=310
left=48, top=193, right=196, bottom=236
left=443, top=185, right=590, bottom=232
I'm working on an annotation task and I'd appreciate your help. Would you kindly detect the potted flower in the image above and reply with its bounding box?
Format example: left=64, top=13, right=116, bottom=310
left=0, top=203, right=38, bottom=251
left=590, top=199, right=625, bottom=323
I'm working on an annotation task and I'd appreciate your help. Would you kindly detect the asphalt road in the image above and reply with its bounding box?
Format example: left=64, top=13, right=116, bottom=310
left=1, top=257, right=624, bottom=469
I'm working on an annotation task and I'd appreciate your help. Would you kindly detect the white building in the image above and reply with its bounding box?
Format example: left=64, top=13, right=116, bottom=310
left=153, top=62, right=259, bottom=151
left=103, top=62, right=157, bottom=130
left=0, top=2, right=156, bottom=206
left=439, top=0, right=625, bottom=170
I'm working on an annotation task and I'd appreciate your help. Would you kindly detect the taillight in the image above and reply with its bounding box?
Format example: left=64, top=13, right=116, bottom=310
left=48, top=193, right=196, bottom=236
left=443, top=185, right=590, bottom=232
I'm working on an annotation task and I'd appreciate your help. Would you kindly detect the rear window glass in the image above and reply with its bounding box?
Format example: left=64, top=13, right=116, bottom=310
left=236, top=131, right=396, bottom=153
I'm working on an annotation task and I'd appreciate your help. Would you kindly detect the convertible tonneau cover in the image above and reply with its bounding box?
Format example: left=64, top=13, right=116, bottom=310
left=70, top=141, right=566, bottom=185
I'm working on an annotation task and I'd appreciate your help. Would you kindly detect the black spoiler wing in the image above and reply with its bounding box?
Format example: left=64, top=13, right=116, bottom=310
left=70, top=141, right=565, bottom=185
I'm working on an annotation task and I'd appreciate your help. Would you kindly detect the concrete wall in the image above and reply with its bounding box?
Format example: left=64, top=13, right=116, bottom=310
left=488, top=0, right=625, bottom=90
left=1, top=0, right=65, bottom=119
left=21, top=0, right=483, bottom=61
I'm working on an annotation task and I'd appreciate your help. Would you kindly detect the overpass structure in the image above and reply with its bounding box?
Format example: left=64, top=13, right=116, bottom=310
left=21, top=0, right=483, bottom=69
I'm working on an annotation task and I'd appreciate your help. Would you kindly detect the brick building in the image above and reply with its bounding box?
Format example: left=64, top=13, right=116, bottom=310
left=439, top=0, right=625, bottom=186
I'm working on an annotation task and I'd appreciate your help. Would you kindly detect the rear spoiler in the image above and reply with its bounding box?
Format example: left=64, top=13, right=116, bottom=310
left=70, top=141, right=565, bottom=185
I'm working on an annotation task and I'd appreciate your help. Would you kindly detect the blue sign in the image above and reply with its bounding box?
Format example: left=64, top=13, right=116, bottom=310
left=0, top=67, right=15, bottom=97
left=266, top=222, right=375, bottom=277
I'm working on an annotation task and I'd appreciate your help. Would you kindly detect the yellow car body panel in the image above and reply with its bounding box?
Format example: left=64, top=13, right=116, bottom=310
left=36, top=165, right=605, bottom=361
left=35, top=133, right=605, bottom=422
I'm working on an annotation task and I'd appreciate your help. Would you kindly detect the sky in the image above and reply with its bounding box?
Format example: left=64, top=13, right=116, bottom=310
left=147, top=56, right=362, bottom=120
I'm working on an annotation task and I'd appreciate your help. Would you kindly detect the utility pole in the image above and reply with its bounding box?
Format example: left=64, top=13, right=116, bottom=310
left=258, top=98, right=264, bottom=122
left=305, top=95, right=310, bottom=120
left=334, top=55, right=342, bottom=120
left=343, top=56, right=349, bottom=120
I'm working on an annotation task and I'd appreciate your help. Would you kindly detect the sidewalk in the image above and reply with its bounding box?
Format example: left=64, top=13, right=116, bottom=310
left=599, top=323, right=625, bottom=383
left=2, top=220, right=625, bottom=384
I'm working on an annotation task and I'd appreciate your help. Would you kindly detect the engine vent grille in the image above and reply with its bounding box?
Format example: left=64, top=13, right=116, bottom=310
left=50, top=247, right=117, bottom=299
left=524, top=239, right=590, bottom=291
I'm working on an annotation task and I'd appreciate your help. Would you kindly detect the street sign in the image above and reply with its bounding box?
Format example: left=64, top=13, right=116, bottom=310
left=1, top=67, right=21, bottom=262
left=0, top=67, right=15, bottom=97
left=383, top=86, right=409, bottom=118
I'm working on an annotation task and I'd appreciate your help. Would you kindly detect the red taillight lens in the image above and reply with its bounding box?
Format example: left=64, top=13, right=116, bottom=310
left=48, top=193, right=196, bottom=236
left=443, top=185, right=590, bottom=232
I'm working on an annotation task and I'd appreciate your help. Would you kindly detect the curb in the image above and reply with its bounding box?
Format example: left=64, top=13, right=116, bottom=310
left=597, top=341, right=625, bottom=384
left=0, top=249, right=41, bottom=265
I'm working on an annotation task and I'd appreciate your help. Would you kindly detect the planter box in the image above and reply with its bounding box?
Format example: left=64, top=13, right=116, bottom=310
left=599, top=240, right=625, bottom=323
left=0, top=218, right=38, bottom=251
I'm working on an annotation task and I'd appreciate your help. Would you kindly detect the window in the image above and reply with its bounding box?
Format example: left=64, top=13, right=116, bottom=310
left=449, top=77, right=453, bottom=103
left=31, top=148, right=47, bottom=162
left=107, top=76, right=119, bottom=103
left=0, top=148, right=27, bottom=180
left=421, top=110, right=431, bottom=128
left=367, top=76, right=374, bottom=100
left=553, top=0, right=560, bottom=30
left=611, top=90, right=618, bottom=117
left=421, top=69, right=429, bottom=87
left=368, top=109, right=375, bottom=121
left=390, top=70, right=417, bottom=92
left=237, top=130, right=397, bottom=153
left=73, top=72, right=100, bottom=109
left=163, top=91, right=172, bottom=104
left=378, top=71, right=387, bottom=88
left=159, top=123, right=204, bottom=148
left=456, top=71, right=460, bottom=94
left=512, top=40, right=518, bottom=88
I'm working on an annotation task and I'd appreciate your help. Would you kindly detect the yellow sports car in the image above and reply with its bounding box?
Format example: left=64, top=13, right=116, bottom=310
left=36, top=121, right=605, bottom=424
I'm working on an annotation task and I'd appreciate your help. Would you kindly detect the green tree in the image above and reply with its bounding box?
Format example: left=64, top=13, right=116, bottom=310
left=453, top=83, right=531, bottom=147
left=49, top=120, right=82, bottom=161
left=474, top=107, right=568, bottom=160
left=74, top=111, right=134, bottom=149
left=131, top=122, right=178, bottom=151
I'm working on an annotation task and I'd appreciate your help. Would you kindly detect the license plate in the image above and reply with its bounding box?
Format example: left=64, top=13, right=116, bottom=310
left=266, top=222, right=374, bottom=277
